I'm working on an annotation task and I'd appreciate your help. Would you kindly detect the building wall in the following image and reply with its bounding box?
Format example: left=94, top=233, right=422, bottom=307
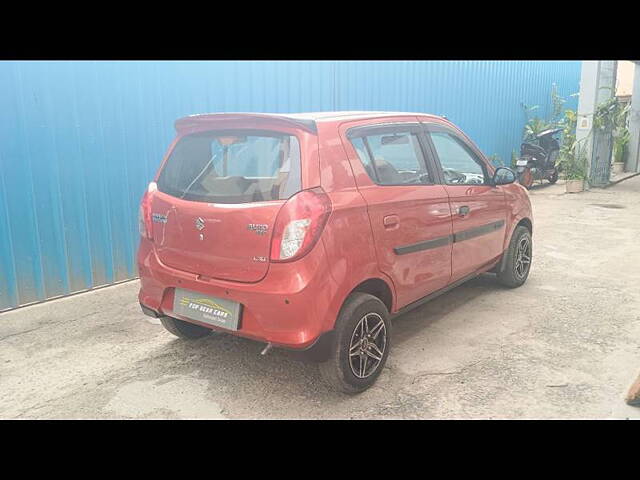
left=616, top=60, right=636, bottom=97
left=0, top=60, right=581, bottom=310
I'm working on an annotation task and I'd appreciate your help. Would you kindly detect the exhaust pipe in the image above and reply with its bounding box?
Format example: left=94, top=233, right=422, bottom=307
left=260, top=343, right=273, bottom=356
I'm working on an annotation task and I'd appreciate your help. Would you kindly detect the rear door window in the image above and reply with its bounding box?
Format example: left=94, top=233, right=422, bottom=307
left=350, top=130, right=432, bottom=185
left=157, top=130, right=301, bottom=203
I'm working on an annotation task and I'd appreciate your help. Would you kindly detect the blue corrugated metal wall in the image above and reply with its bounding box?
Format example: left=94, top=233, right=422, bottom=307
left=0, top=60, right=581, bottom=310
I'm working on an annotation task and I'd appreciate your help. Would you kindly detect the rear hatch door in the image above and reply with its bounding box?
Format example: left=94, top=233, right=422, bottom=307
left=151, top=126, right=305, bottom=283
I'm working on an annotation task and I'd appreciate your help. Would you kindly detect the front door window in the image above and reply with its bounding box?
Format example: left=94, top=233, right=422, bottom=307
left=429, top=132, right=487, bottom=185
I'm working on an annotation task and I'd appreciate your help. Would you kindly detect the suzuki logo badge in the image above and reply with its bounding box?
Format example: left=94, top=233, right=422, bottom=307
left=195, top=217, right=205, bottom=231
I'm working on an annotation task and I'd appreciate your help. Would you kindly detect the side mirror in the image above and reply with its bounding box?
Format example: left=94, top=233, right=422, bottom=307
left=492, top=167, right=516, bottom=185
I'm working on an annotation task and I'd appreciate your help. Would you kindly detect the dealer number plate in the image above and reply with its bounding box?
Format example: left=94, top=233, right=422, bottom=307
left=173, top=288, right=242, bottom=331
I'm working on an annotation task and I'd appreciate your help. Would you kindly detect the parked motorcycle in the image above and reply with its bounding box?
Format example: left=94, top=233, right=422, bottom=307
left=516, top=127, right=562, bottom=189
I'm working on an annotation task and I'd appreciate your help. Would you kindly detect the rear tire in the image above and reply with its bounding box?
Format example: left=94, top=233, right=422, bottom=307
left=319, top=293, right=391, bottom=394
left=497, top=226, right=532, bottom=288
left=548, top=169, right=559, bottom=184
left=160, top=316, right=212, bottom=339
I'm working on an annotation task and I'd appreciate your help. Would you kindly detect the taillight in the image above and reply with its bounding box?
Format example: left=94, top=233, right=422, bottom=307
left=139, top=182, right=156, bottom=239
left=270, top=188, right=332, bottom=262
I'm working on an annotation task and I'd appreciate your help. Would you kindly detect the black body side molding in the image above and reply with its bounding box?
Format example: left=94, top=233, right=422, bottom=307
left=394, top=220, right=506, bottom=256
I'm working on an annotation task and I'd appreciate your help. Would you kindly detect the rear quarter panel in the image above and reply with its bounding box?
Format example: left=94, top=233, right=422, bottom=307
left=316, top=121, right=398, bottom=318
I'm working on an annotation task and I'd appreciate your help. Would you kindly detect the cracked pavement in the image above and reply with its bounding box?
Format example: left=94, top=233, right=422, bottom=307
left=1, top=177, right=639, bottom=419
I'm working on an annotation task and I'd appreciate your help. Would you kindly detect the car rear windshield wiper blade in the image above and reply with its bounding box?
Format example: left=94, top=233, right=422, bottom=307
left=180, top=153, right=220, bottom=199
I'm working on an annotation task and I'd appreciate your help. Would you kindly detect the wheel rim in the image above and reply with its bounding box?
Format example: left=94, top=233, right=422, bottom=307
left=514, top=236, right=532, bottom=280
left=349, top=313, right=387, bottom=379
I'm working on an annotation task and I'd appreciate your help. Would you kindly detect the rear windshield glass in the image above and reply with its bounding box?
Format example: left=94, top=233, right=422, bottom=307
left=157, top=130, right=302, bottom=204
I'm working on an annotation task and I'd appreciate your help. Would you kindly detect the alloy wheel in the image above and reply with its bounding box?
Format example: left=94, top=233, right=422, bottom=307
left=348, top=313, right=387, bottom=379
left=514, top=236, right=531, bottom=280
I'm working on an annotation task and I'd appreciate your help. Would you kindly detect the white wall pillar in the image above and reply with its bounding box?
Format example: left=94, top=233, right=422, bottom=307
left=627, top=62, right=640, bottom=173
left=575, top=61, right=617, bottom=186
left=575, top=62, right=598, bottom=161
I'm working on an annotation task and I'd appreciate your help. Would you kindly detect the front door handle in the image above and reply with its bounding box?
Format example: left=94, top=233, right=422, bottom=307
left=458, top=206, right=470, bottom=217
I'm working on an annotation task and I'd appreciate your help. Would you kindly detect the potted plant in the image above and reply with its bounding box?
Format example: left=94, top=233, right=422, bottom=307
left=612, top=129, right=630, bottom=174
left=561, top=139, right=588, bottom=193
left=556, top=109, right=583, bottom=192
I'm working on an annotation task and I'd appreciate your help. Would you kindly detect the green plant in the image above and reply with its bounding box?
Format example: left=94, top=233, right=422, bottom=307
left=559, top=109, right=577, bottom=162
left=612, top=101, right=631, bottom=164
left=523, top=117, right=552, bottom=142
left=593, top=96, right=618, bottom=132
left=613, top=101, right=631, bottom=130
left=556, top=108, right=588, bottom=181
left=613, top=130, right=630, bottom=164
left=511, top=149, right=518, bottom=168
left=550, top=83, right=566, bottom=124
left=535, top=86, right=628, bottom=183
left=521, top=84, right=567, bottom=142
left=521, top=103, right=540, bottom=121
left=592, top=90, right=630, bottom=132
left=560, top=138, right=588, bottom=181
left=590, top=94, right=631, bottom=165
left=521, top=102, right=546, bottom=142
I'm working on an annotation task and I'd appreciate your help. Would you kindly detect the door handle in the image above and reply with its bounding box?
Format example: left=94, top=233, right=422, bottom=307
left=383, top=214, right=400, bottom=229
left=458, top=206, right=470, bottom=217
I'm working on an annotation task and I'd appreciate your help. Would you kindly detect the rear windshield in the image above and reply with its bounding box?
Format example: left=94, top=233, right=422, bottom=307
left=157, top=130, right=302, bottom=204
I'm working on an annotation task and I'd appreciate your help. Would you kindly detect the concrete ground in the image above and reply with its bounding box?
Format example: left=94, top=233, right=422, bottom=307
left=1, top=177, right=640, bottom=419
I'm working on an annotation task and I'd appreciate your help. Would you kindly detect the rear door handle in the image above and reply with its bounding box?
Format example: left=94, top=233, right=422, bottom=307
left=383, top=214, right=400, bottom=229
left=458, top=206, right=470, bottom=217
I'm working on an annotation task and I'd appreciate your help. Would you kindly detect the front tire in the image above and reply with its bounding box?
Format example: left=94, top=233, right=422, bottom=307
left=497, top=225, right=532, bottom=288
left=319, top=293, right=391, bottom=394
left=160, top=316, right=212, bottom=339
left=548, top=169, right=559, bottom=184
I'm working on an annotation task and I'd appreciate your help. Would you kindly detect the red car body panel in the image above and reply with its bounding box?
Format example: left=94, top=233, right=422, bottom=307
left=137, top=111, right=533, bottom=350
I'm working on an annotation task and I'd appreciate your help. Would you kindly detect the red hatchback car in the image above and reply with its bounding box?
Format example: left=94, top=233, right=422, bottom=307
left=137, top=111, right=533, bottom=393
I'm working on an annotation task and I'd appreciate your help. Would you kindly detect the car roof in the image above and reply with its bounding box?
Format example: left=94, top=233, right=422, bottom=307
left=174, top=111, right=445, bottom=133
left=277, top=111, right=443, bottom=122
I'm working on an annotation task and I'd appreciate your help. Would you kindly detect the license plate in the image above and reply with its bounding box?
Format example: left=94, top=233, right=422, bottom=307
left=516, top=159, right=529, bottom=166
left=173, top=288, right=242, bottom=331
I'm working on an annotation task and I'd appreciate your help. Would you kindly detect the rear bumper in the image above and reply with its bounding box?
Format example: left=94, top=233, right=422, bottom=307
left=139, top=301, right=334, bottom=361
left=137, top=238, right=342, bottom=350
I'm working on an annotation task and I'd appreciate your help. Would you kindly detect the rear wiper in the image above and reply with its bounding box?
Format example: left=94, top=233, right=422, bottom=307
left=180, top=156, right=216, bottom=199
